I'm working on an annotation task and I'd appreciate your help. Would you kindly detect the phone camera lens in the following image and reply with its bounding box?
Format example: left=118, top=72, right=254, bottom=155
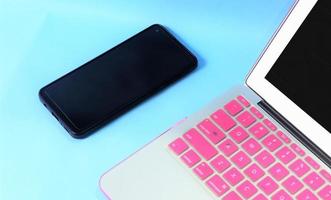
left=155, top=29, right=160, bottom=32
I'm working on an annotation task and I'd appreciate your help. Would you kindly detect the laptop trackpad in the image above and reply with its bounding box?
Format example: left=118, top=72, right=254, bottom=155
left=100, top=136, right=213, bottom=200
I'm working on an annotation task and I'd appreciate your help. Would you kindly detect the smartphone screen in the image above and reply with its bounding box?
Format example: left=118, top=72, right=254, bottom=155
left=39, top=24, right=197, bottom=138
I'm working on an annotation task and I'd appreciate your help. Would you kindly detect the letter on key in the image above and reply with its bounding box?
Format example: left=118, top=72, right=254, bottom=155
left=198, top=119, right=225, bottom=144
left=168, top=138, right=188, bottom=155
left=206, top=175, right=229, bottom=197
left=211, top=109, right=236, bottom=131
left=224, top=100, right=243, bottom=116
left=183, top=128, right=217, bottom=161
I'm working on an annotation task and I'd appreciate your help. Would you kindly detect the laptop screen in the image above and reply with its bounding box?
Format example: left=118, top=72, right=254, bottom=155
left=266, top=1, right=331, bottom=133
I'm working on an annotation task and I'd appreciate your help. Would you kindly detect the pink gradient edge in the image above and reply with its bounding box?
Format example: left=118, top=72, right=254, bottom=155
left=99, top=118, right=188, bottom=199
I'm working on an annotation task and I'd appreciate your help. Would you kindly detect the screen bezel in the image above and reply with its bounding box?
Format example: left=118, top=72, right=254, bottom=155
left=246, top=0, right=331, bottom=155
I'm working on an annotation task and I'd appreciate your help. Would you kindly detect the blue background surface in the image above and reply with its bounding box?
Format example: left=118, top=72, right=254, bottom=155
left=0, top=0, right=294, bottom=199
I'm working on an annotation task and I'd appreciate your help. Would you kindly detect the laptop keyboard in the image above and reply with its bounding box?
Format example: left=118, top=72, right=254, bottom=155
left=168, top=95, right=331, bottom=200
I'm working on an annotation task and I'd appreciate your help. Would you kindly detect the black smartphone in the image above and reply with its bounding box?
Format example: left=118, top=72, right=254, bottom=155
left=39, top=24, right=197, bottom=138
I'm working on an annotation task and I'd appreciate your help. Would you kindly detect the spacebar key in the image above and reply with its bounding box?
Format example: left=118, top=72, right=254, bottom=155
left=184, top=128, right=218, bottom=161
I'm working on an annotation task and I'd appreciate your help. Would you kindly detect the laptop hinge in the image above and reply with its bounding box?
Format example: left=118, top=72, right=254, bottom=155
left=258, top=100, right=331, bottom=169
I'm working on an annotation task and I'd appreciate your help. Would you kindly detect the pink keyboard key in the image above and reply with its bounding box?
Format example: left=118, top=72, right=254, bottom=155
left=276, top=146, right=296, bottom=164
left=210, top=155, right=231, bottom=173
left=258, top=176, right=279, bottom=195
left=297, top=189, right=318, bottom=200
left=211, top=109, right=236, bottom=131
left=253, top=194, right=268, bottom=200
left=290, top=143, right=305, bottom=156
left=276, top=131, right=291, bottom=143
left=289, top=159, right=310, bottom=177
left=262, top=134, right=282, bottom=152
left=193, top=162, right=214, bottom=180
left=198, top=119, right=225, bottom=144
left=206, top=175, right=229, bottom=197
left=272, top=190, right=292, bottom=200
left=242, top=138, right=262, bottom=155
left=237, top=95, right=250, bottom=107
left=318, top=185, right=331, bottom=200
left=320, top=169, right=331, bottom=182
left=304, top=172, right=325, bottom=190
left=244, top=163, right=265, bottom=181
left=249, top=122, right=269, bottom=139
left=218, top=139, right=238, bottom=156
left=237, top=111, right=256, bottom=127
left=305, top=156, right=320, bottom=170
left=183, top=129, right=217, bottom=161
left=229, top=126, right=249, bottom=144
left=180, top=150, right=201, bottom=168
left=250, top=106, right=264, bottom=119
left=223, top=167, right=244, bottom=186
left=255, top=150, right=275, bottom=168
left=263, top=119, right=277, bottom=131
left=237, top=180, right=257, bottom=198
left=168, top=138, right=188, bottom=155
left=223, top=191, right=243, bottom=200
left=268, top=163, right=289, bottom=181
left=282, top=176, right=303, bottom=194
left=224, top=99, right=243, bottom=116
left=231, top=151, right=251, bottom=169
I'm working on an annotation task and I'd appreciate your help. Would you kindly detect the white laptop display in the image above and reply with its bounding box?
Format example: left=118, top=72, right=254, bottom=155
left=100, top=0, right=331, bottom=199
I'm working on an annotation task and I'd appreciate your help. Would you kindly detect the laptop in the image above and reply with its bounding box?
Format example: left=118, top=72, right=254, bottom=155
left=100, top=0, right=331, bottom=199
